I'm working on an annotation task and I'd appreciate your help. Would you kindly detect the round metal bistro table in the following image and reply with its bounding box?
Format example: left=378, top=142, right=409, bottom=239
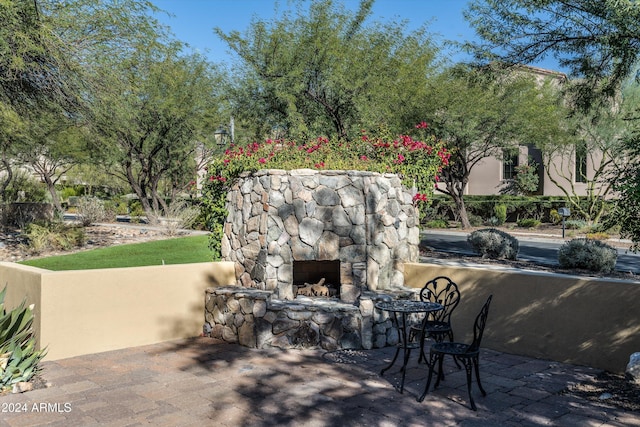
left=375, top=300, right=443, bottom=393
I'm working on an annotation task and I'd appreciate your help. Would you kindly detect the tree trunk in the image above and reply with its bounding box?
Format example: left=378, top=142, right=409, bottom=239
left=451, top=191, right=471, bottom=229
left=0, top=155, right=12, bottom=203
left=42, top=174, right=63, bottom=216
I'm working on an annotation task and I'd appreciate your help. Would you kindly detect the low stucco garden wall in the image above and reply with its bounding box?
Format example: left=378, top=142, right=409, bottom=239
left=0, top=261, right=235, bottom=360
left=2, top=258, right=638, bottom=372
left=405, top=261, right=640, bottom=373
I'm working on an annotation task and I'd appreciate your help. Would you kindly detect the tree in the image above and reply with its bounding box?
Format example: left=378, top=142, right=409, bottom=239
left=537, top=102, right=629, bottom=224
left=215, top=0, right=440, bottom=142
left=18, top=112, right=90, bottom=214
left=89, top=44, right=222, bottom=217
left=0, top=0, right=83, bottom=203
left=0, top=0, right=170, bottom=208
left=426, top=65, right=567, bottom=228
left=464, top=0, right=640, bottom=111
left=606, top=81, right=640, bottom=249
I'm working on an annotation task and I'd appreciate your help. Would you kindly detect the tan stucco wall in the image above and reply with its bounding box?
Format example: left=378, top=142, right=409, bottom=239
left=3, top=259, right=637, bottom=371
left=0, top=261, right=235, bottom=360
left=405, top=262, right=640, bottom=373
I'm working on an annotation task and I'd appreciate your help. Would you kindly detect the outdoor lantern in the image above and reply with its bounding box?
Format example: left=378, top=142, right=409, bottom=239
left=214, top=126, right=229, bottom=146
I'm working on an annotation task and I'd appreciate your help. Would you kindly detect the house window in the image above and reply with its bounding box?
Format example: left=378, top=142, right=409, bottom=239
left=575, top=141, right=587, bottom=183
left=502, top=150, right=519, bottom=180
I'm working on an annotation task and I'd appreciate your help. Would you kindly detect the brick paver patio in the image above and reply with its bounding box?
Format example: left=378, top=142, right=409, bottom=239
left=0, top=337, right=638, bottom=426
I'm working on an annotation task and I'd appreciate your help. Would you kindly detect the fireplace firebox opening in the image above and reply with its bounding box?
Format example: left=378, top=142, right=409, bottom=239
left=293, top=260, right=340, bottom=298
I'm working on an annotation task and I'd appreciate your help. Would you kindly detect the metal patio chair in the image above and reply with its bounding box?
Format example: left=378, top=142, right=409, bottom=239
left=409, top=276, right=461, bottom=363
left=418, top=295, right=493, bottom=411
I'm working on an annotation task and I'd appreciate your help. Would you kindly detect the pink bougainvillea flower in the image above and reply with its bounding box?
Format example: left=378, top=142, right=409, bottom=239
left=412, top=193, right=428, bottom=203
left=259, top=157, right=267, bottom=164
left=415, top=121, right=429, bottom=129
left=360, top=155, right=368, bottom=161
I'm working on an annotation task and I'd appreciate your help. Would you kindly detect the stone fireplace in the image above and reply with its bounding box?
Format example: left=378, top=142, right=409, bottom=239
left=221, top=169, right=420, bottom=302
left=207, top=169, right=421, bottom=350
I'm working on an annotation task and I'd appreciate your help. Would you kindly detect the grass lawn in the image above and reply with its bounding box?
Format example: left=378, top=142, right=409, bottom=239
left=18, top=235, right=212, bottom=271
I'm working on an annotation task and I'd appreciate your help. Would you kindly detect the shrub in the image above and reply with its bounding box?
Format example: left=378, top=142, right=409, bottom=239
left=76, top=196, right=108, bottom=226
left=22, top=222, right=85, bottom=254
left=585, top=232, right=610, bottom=240
left=4, top=171, right=47, bottom=203
left=468, top=213, right=483, bottom=227
left=485, top=216, right=501, bottom=226
left=494, top=204, right=507, bottom=225
left=0, top=287, right=47, bottom=392
left=549, top=209, right=562, bottom=225
left=517, top=218, right=541, bottom=228
left=558, top=238, right=617, bottom=273
left=149, top=201, right=200, bottom=236
left=424, top=219, right=448, bottom=228
left=564, top=219, right=587, bottom=230
left=128, top=200, right=145, bottom=221
left=467, top=228, right=519, bottom=260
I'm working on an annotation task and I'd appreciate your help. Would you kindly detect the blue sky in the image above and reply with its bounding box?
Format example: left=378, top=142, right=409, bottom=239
left=152, top=0, right=560, bottom=70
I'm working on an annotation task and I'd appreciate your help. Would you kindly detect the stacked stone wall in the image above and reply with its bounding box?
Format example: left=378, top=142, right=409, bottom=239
left=205, top=287, right=422, bottom=351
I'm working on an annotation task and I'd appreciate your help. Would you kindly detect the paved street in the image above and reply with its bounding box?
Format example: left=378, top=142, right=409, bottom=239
left=421, top=230, right=640, bottom=274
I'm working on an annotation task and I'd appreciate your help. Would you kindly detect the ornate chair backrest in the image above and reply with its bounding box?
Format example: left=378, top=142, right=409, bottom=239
left=466, top=295, right=493, bottom=354
left=419, top=276, right=461, bottom=323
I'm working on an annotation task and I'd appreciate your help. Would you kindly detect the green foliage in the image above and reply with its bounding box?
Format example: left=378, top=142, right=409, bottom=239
left=468, top=228, right=519, bottom=260
left=60, top=187, right=78, bottom=200
left=517, top=218, right=540, bottom=228
left=0, top=287, right=46, bottom=392
left=215, top=0, right=440, bottom=142
left=423, top=219, right=449, bottom=229
left=427, top=64, right=565, bottom=228
left=465, top=0, right=640, bottom=111
left=564, top=220, right=587, bottom=230
left=429, top=195, right=572, bottom=224
left=22, top=222, right=85, bottom=255
left=128, top=201, right=145, bottom=219
left=3, top=171, right=48, bottom=203
left=493, top=204, right=507, bottom=225
left=558, top=239, right=617, bottom=273
left=468, top=213, right=484, bottom=227
left=606, top=96, right=640, bottom=251
left=88, top=32, right=220, bottom=217
left=500, top=158, right=540, bottom=196
left=549, top=209, right=562, bottom=225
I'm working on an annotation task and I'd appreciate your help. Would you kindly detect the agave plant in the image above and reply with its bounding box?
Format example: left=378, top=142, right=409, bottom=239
left=0, top=286, right=46, bottom=392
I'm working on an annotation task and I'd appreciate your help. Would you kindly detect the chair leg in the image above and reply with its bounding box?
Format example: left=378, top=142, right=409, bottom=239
left=473, top=356, right=486, bottom=396
left=461, top=357, right=477, bottom=411
left=434, top=353, right=445, bottom=388
left=417, top=352, right=437, bottom=402
left=418, top=330, right=427, bottom=363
